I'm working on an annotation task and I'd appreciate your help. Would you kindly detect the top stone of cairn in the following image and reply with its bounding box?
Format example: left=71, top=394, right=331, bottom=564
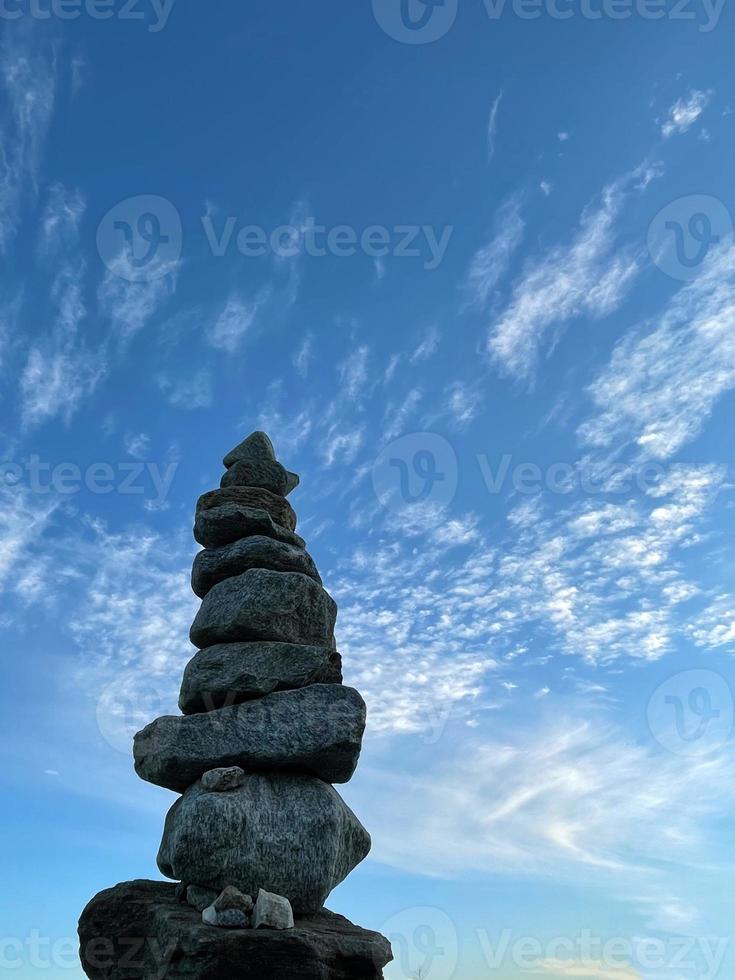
left=222, top=431, right=300, bottom=497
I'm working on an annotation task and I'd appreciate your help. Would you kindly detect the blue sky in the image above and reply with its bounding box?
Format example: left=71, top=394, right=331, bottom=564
left=1, top=2, right=735, bottom=978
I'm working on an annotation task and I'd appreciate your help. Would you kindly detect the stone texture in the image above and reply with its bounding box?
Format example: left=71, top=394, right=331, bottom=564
left=157, top=773, right=371, bottom=914
left=134, top=684, right=366, bottom=792
left=198, top=487, right=297, bottom=532
left=221, top=458, right=299, bottom=497
left=223, top=431, right=276, bottom=469
left=190, top=569, right=337, bottom=650
left=191, top=536, right=320, bottom=598
left=194, top=504, right=305, bottom=551
left=202, top=906, right=248, bottom=929
left=186, top=886, right=217, bottom=913
left=79, top=880, right=393, bottom=980
left=253, top=889, right=294, bottom=930
left=201, top=767, right=246, bottom=793
left=213, top=887, right=253, bottom=915
left=179, top=642, right=343, bottom=715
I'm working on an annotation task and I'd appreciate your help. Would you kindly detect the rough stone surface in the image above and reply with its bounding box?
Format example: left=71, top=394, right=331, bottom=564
left=79, top=880, right=393, bottom=979
left=186, top=886, right=218, bottom=913
left=191, top=536, right=320, bottom=598
left=214, top=887, right=253, bottom=915
left=194, top=503, right=305, bottom=551
left=253, top=889, right=294, bottom=930
left=134, top=685, right=366, bottom=792
left=200, top=767, right=246, bottom=793
left=190, top=569, right=337, bottom=650
left=223, top=431, right=276, bottom=469
left=202, top=906, right=248, bottom=929
left=220, top=458, right=300, bottom=497
left=198, top=487, right=297, bottom=532
left=179, top=642, right=343, bottom=715
left=157, top=772, right=371, bottom=913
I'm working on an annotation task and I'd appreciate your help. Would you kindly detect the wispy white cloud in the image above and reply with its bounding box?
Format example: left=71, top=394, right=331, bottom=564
left=661, top=89, right=712, bottom=138
left=157, top=369, right=213, bottom=410
left=579, top=243, right=735, bottom=459
left=487, top=89, right=503, bottom=162
left=293, top=333, right=313, bottom=378
left=338, top=344, right=370, bottom=399
left=465, top=193, right=525, bottom=310
left=409, top=325, right=440, bottom=363
left=488, top=165, right=657, bottom=381
left=205, top=289, right=270, bottom=352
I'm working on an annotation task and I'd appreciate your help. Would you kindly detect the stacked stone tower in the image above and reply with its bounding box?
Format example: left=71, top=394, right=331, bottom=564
left=79, top=433, right=392, bottom=980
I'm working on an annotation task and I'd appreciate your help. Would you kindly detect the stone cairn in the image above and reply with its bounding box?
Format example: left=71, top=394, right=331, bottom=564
left=79, top=432, right=392, bottom=980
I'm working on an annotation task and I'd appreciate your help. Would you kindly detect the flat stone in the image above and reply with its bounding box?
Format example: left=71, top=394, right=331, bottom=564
left=223, top=431, right=276, bottom=469
left=192, top=536, right=320, bottom=598
left=253, top=889, right=294, bottom=930
left=221, top=458, right=300, bottom=497
left=179, top=642, right=343, bottom=715
left=201, top=767, right=246, bottom=792
left=186, top=885, right=218, bottom=912
left=198, top=487, right=297, bottom=532
left=194, top=503, right=305, bottom=551
left=190, top=569, right=337, bottom=650
left=214, top=887, right=253, bottom=915
left=203, top=905, right=249, bottom=929
left=134, top=684, right=366, bottom=791
left=79, top=880, right=393, bottom=979
left=158, top=773, right=371, bottom=913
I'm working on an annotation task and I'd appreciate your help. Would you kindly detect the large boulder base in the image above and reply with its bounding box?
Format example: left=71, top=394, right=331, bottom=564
left=190, top=569, right=337, bottom=650
left=191, top=536, right=320, bottom=598
left=79, top=880, right=393, bottom=980
left=179, top=642, right=343, bottom=714
left=157, top=773, right=371, bottom=913
left=134, top=684, right=366, bottom=792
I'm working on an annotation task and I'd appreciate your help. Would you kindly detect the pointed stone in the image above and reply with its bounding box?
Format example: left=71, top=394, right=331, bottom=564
left=223, top=431, right=275, bottom=469
left=179, top=642, right=342, bottom=715
left=192, top=536, right=320, bottom=599
left=190, top=569, right=337, bottom=650
left=157, top=774, right=371, bottom=913
left=134, top=684, right=366, bottom=791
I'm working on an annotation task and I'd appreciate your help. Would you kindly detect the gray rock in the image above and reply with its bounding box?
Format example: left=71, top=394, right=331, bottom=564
left=134, top=684, right=366, bottom=792
left=221, top=459, right=300, bottom=497
left=223, top=431, right=276, bottom=469
left=194, top=504, right=306, bottom=551
left=198, top=487, right=297, bottom=532
left=186, top=885, right=218, bottom=912
left=253, top=889, right=294, bottom=930
left=203, top=905, right=249, bottom=929
left=79, top=880, right=394, bottom=979
left=214, top=886, right=253, bottom=915
left=192, top=536, right=320, bottom=598
left=190, top=569, right=337, bottom=650
left=157, top=773, right=371, bottom=913
left=201, top=766, right=246, bottom=792
left=179, top=642, right=343, bottom=715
